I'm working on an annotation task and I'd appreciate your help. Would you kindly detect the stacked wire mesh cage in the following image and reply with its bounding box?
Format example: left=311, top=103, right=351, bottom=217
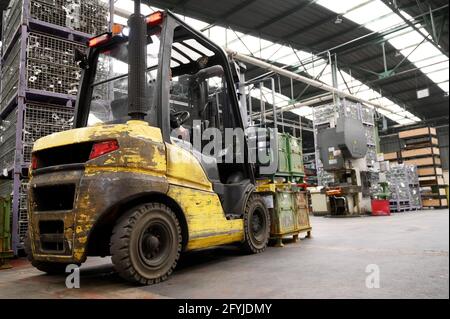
left=0, top=0, right=110, bottom=253
left=386, top=164, right=421, bottom=212
left=312, top=99, right=378, bottom=186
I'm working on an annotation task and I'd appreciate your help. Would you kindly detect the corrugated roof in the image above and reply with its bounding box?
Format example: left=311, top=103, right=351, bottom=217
left=145, top=0, right=449, bottom=125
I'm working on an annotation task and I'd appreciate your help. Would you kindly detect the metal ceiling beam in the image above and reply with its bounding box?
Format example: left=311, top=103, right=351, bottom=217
left=226, top=49, right=397, bottom=114
left=254, top=0, right=319, bottom=31
left=381, top=0, right=448, bottom=57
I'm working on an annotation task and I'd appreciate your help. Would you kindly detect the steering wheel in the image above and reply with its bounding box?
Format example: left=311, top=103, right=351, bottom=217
left=170, top=110, right=191, bottom=128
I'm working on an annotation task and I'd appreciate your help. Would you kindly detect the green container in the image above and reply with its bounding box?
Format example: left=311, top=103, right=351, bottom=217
left=288, top=136, right=304, bottom=176
left=277, top=133, right=290, bottom=175
left=0, top=196, right=13, bottom=262
left=271, top=190, right=297, bottom=235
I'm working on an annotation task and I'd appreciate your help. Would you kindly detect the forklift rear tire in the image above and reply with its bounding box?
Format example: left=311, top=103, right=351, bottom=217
left=110, top=203, right=182, bottom=285
left=242, top=194, right=271, bottom=254
left=24, top=233, right=70, bottom=275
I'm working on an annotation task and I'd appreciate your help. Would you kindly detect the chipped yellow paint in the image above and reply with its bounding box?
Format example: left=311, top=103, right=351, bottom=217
left=168, top=185, right=244, bottom=250
left=84, top=166, right=166, bottom=177
left=31, top=118, right=246, bottom=261
left=166, top=143, right=212, bottom=191
left=187, top=232, right=244, bottom=250
left=33, top=120, right=162, bottom=151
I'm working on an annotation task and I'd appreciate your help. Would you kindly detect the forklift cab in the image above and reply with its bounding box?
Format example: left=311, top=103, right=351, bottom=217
left=74, top=11, right=255, bottom=215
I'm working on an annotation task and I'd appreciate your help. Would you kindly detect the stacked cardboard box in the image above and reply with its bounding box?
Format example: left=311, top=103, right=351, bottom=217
left=385, top=127, right=448, bottom=208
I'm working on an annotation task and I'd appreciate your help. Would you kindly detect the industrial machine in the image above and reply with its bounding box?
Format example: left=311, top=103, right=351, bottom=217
left=315, top=115, right=369, bottom=215
left=25, top=1, right=310, bottom=285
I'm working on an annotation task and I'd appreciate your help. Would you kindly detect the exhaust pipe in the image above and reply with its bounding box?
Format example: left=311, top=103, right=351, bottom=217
left=127, top=0, right=147, bottom=120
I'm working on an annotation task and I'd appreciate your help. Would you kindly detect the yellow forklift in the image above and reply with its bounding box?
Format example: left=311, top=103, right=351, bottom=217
left=25, top=1, right=310, bottom=285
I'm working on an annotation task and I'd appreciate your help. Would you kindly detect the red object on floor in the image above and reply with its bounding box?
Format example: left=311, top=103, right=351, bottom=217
left=371, top=199, right=391, bottom=216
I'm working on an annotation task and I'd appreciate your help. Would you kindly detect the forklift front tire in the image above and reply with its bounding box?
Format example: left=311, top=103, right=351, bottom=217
left=110, top=203, right=182, bottom=285
left=242, top=194, right=271, bottom=254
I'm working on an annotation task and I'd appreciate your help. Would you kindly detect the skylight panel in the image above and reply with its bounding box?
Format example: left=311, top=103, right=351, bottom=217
left=183, top=39, right=215, bottom=57
left=438, top=82, right=449, bottom=93
left=364, top=13, right=403, bottom=32
left=421, top=60, right=449, bottom=75
left=414, top=55, right=447, bottom=68
left=389, top=28, right=423, bottom=48
left=428, top=69, right=450, bottom=84
left=344, top=1, right=392, bottom=26
left=397, top=118, right=416, bottom=125
left=291, top=106, right=314, bottom=119
left=316, top=0, right=366, bottom=14
left=406, top=44, right=440, bottom=63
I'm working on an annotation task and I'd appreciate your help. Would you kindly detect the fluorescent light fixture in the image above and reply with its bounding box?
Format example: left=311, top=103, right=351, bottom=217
left=417, top=88, right=430, bottom=99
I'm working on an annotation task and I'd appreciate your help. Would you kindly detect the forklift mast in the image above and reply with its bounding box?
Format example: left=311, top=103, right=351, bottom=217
left=127, top=0, right=148, bottom=120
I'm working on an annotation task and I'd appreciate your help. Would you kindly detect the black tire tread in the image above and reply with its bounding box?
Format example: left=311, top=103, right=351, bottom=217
left=110, top=203, right=182, bottom=285
left=242, top=193, right=271, bottom=254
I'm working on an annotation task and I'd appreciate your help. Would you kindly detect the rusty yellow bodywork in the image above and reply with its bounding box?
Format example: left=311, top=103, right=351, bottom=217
left=28, top=120, right=243, bottom=264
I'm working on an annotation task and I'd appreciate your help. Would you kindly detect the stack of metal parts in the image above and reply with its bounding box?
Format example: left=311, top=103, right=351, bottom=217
left=312, top=99, right=377, bottom=186
left=2, top=0, right=108, bottom=50
left=0, top=109, right=17, bottom=172
left=387, top=164, right=421, bottom=212
left=23, top=103, right=74, bottom=163
left=27, top=32, right=85, bottom=95
left=0, top=0, right=109, bottom=253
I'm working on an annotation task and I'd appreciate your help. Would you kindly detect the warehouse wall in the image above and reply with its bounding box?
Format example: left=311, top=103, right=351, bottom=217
left=379, top=125, right=449, bottom=170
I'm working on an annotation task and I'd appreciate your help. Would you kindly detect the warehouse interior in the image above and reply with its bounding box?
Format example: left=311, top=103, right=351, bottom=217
left=0, top=0, right=448, bottom=299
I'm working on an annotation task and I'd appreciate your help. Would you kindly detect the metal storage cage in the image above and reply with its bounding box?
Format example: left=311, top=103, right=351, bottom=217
left=18, top=180, right=29, bottom=244
left=0, top=109, right=17, bottom=172
left=1, top=0, right=22, bottom=53
left=23, top=103, right=74, bottom=163
left=2, top=0, right=108, bottom=50
left=0, top=39, right=20, bottom=112
left=26, top=32, right=85, bottom=95
left=387, top=164, right=422, bottom=212
left=0, top=0, right=112, bottom=253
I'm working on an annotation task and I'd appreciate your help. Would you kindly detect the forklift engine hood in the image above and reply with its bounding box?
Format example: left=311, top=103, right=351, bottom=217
left=28, top=120, right=169, bottom=263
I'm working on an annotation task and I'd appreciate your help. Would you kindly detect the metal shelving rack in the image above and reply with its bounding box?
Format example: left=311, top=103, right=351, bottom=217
left=0, top=0, right=113, bottom=254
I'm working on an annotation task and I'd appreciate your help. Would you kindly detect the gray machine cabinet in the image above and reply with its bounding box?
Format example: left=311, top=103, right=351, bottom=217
left=317, top=117, right=368, bottom=170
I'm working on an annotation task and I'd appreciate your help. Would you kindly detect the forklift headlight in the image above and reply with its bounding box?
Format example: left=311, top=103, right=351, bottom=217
left=122, top=27, right=130, bottom=37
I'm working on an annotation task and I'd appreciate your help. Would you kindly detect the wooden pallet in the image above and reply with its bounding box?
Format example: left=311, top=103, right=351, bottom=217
left=401, top=147, right=440, bottom=158
left=418, top=167, right=443, bottom=177
left=419, top=175, right=445, bottom=186
left=420, top=188, right=447, bottom=197
left=399, top=127, right=437, bottom=139
left=404, top=140, right=439, bottom=150
left=404, top=157, right=441, bottom=167
left=422, top=198, right=448, bottom=207
left=384, top=152, right=399, bottom=161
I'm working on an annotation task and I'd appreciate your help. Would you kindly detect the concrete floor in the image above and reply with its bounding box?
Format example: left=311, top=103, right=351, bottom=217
left=0, top=210, right=448, bottom=299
